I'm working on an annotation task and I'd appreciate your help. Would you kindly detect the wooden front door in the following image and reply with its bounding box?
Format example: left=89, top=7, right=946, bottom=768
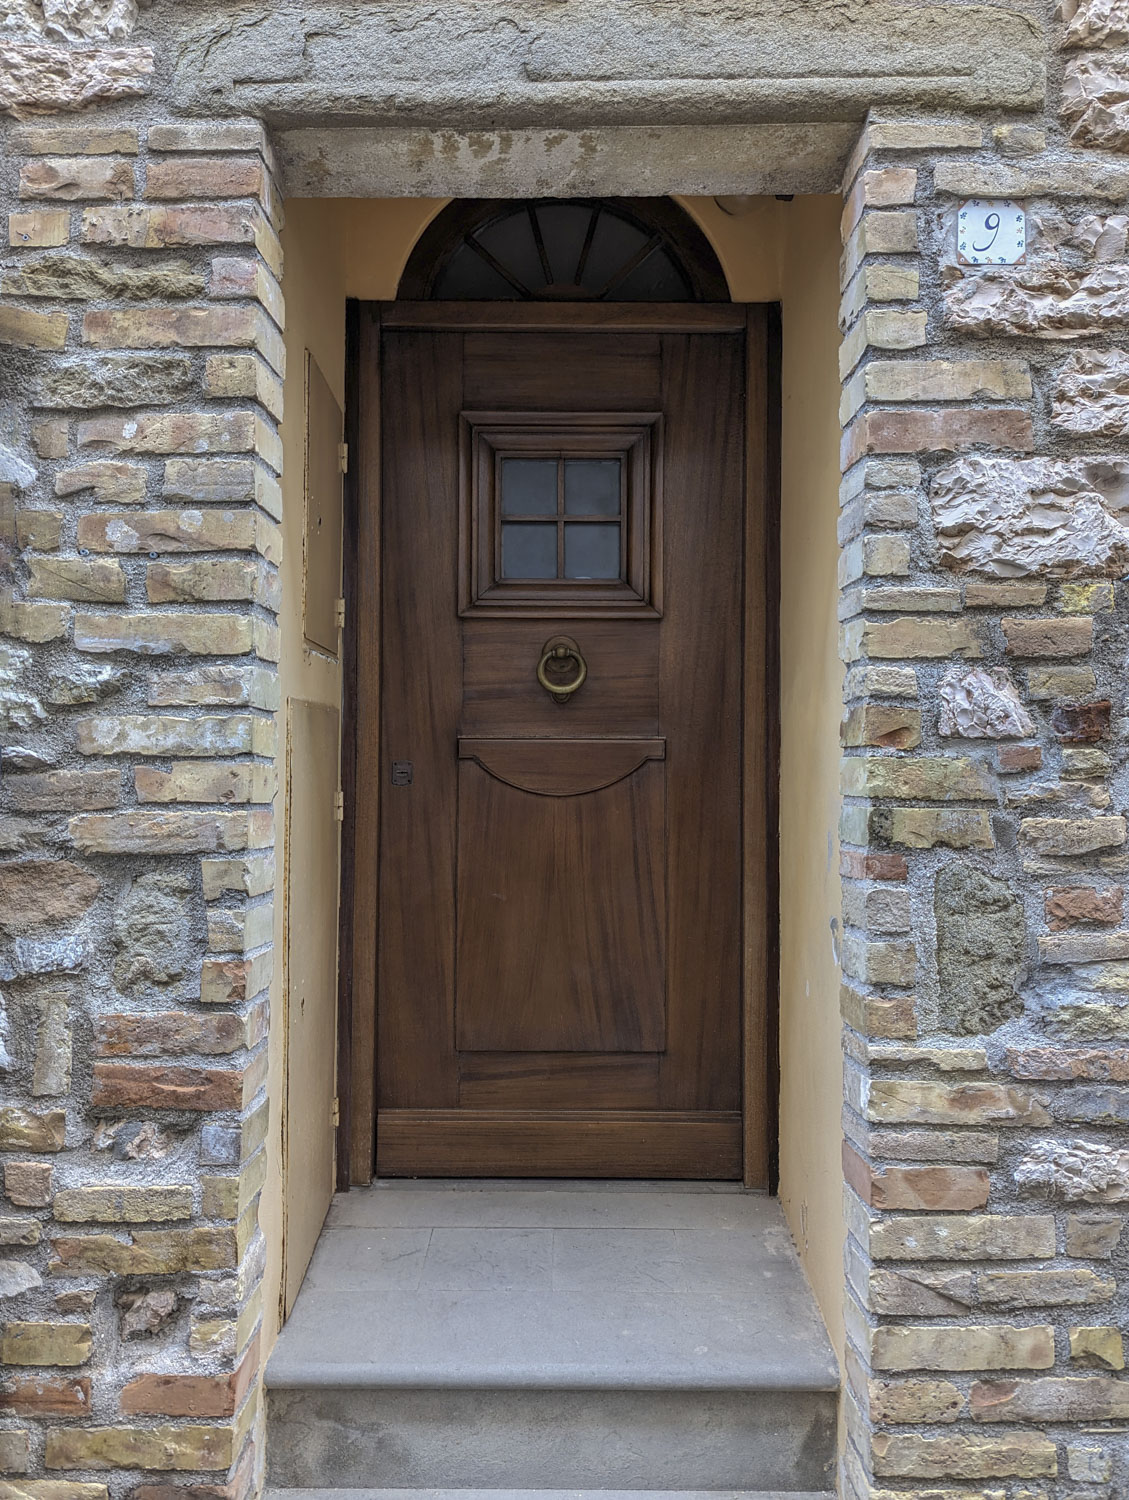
left=363, top=303, right=769, bottom=1180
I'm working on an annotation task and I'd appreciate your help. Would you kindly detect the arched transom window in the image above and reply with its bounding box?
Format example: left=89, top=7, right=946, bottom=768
left=398, top=197, right=729, bottom=302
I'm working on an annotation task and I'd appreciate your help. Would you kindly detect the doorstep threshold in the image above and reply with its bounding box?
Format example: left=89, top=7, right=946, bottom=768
left=266, top=1182, right=838, bottom=1395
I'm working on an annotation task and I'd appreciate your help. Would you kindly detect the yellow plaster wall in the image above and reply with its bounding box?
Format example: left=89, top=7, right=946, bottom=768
left=262, top=199, right=348, bottom=1349
left=777, top=195, right=847, bottom=1360
left=265, top=193, right=845, bottom=1364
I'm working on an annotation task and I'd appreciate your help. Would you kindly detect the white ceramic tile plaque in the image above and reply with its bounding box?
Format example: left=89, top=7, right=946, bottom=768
left=957, top=199, right=1026, bottom=265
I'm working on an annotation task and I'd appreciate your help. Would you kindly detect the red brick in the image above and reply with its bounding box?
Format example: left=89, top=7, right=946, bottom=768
left=0, top=1376, right=90, bottom=1416
left=91, top=1063, right=245, bottom=1111
left=1046, top=886, right=1124, bottom=931
left=121, top=1337, right=257, bottom=1418
left=998, top=744, right=1042, bottom=773
left=843, top=408, right=1033, bottom=463
left=841, top=849, right=909, bottom=882
left=1052, top=700, right=1112, bottom=742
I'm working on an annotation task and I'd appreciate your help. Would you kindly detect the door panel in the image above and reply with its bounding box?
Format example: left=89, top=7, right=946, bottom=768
left=374, top=314, right=753, bottom=1177
left=455, top=753, right=666, bottom=1053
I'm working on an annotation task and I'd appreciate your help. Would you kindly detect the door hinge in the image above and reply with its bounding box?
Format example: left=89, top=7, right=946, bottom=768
left=338, top=442, right=349, bottom=475
left=335, top=596, right=346, bottom=629
left=332, top=1096, right=340, bottom=1126
left=334, top=789, right=344, bottom=821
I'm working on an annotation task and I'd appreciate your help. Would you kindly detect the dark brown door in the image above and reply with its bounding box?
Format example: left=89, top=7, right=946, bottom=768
left=370, top=305, right=759, bottom=1178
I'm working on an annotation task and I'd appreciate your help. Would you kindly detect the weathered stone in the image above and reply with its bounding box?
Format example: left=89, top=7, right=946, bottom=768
left=1021, top=817, right=1127, bottom=857
left=0, top=43, right=153, bottom=122
left=1053, top=348, right=1129, bottom=438
left=0, top=1218, right=41, bottom=1246
left=0, top=1261, right=43, bottom=1298
left=6, top=768, right=119, bottom=813
left=74, top=610, right=255, bottom=656
left=1062, top=0, right=1129, bottom=47
left=870, top=1429, right=1056, bottom=1480
left=31, top=991, right=71, bottom=1097
left=931, top=455, right=1129, bottom=578
left=885, top=808, right=994, bottom=851
left=871, top=1324, right=1054, bottom=1373
left=112, top=872, right=191, bottom=991
left=1063, top=52, right=1129, bottom=150
left=33, top=355, right=193, bottom=410
left=1015, top=1138, right=1129, bottom=1202
left=4, top=1160, right=52, bottom=1207
left=1069, top=1325, right=1125, bottom=1369
left=49, top=1224, right=238, bottom=1276
left=55, top=461, right=146, bottom=504
left=0, top=861, right=99, bottom=929
left=93, top=1119, right=170, bottom=1160
left=115, top=1285, right=179, bottom=1340
left=934, top=865, right=1025, bottom=1035
left=28, top=558, right=126, bottom=603
left=867, top=1081, right=1049, bottom=1127
left=0, top=1323, right=90, bottom=1367
left=2, top=252, right=199, bottom=302
left=938, top=668, right=1035, bottom=740
left=0, top=1107, right=64, bottom=1152
left=44, top=1424, right=232, bottom=1471
left=0, top=304, right=67, bottom=351
left=1046, top=1001, right=1129, bottom=1040
left=947, top=261, right=1129, bottom=337
left=1066, top=1214, right=1123, bottom=1257
left=44, top=663, right=126, bottom=707
left=8, top=208, right=69, bottom=246
left=18, top=157, right=133, bottom=201
left=54, top=1185, right=192, bottom=1223
left=76, top=713, right=254, bottom=758
left=1067, top=1442, right=1113, bottom=1483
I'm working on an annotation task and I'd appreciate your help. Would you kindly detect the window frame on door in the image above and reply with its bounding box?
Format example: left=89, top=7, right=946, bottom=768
left=459, top=410, right=664, bottom=618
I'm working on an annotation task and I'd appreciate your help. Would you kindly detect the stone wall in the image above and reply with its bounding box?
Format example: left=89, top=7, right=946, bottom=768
left=838, top=14, right=1129, bottom=1492
left=0, top=0, right=282, bottom=1489
left=4, top=2, right=1129, bottom=1500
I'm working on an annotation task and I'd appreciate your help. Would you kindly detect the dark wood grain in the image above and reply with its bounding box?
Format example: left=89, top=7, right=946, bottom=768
left=455, top=758, right=666, bottom=1052
left=457, top=738, right=664, bottom=796
left=657, top=331, right=744, bottom=1115
left=376, top=1110, right=743, bottom=1179
left=463, top=332, right=662, bottom=410
left=376, top=329, right=463, bottom=1110
left=461, top=621, right=660, bottom=738
left=459, top=1053, right=660, bottom=1109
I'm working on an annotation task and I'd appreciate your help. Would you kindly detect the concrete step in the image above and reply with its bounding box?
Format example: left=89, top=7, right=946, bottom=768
left=265, top=1185, right=839, bottom=1494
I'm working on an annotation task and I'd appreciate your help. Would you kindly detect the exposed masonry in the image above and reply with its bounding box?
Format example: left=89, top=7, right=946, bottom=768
left=2, top=5, right=1129, bottom=1500
left=837, top=5, right=1129, bottom=1491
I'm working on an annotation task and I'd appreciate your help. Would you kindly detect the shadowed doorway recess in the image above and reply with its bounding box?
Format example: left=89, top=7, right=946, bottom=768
left=343, top=198, right=777, bottom=1183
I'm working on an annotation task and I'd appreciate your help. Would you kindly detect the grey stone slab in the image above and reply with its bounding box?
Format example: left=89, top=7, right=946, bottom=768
left=265, top=1386, right=837, bottom=1491
left=325, top=1186, right=776, bottom=1231
left=266, top=1285, right=837, bottom=1390
left=301, top=1228, right=432, bottom=1292
left=550, top=1228, right=795, bottom=1294
left=172, top=1, right=1044, bottom=124
left=266, top=1490, right=834, bottom=1499
left=420, top=1229, right=554, bottom=1292
left=276, top=124, right=857, bottom=198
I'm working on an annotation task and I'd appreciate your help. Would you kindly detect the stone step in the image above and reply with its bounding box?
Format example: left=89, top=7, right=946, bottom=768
left=265, top=1185, right=839, bottom=1494
left=266, top=1490, right=837, bottom=1499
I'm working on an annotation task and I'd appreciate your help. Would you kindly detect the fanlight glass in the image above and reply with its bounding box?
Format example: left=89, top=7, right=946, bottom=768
left=430, top=201, right=696, bottom=302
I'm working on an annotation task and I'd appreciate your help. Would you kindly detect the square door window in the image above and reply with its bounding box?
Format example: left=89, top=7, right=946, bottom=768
left=460, top=413, right=661, bottom=617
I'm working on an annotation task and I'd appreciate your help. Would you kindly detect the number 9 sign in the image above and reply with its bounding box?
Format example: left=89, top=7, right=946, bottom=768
left=957, top=199, right=1026, bottom=266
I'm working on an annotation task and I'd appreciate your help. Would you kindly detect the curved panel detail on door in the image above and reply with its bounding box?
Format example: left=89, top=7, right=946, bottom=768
left=455, top=746, right=666, bottom=1054
left=457, top=737, right=664, bottom=797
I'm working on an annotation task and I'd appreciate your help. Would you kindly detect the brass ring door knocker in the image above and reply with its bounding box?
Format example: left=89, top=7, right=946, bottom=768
left=537, top=635, right=587, bottom=704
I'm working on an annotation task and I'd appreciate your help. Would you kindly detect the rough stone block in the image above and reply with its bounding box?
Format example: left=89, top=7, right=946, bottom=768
left=5, top=253, right=202, bottom=302
left=18, top=158, right=134, bottom=201
left=1021, top=817, right=1126, bottom=857
left=935, top=864, right=1025, bottom=1034
left=4, top=1161, right=52, bottom=1207
left=34, top=355, right=193, bottom=410
left=0, top=1108, right=65, bottom=1152
left=1047, top=886, right=1124, bottom=929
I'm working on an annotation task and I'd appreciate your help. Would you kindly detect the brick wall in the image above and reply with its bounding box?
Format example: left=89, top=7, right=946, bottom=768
left=0, top=110, right=282, bottom=1500
left=838, top=18, right=1129, bottom=1492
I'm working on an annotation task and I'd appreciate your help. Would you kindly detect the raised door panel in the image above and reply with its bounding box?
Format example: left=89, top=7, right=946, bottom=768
left=455, top=752, right=666, bottom=1053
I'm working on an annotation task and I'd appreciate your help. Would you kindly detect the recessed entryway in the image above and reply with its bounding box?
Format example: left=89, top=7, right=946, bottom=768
left=341, top=197, right=778, bottom=1184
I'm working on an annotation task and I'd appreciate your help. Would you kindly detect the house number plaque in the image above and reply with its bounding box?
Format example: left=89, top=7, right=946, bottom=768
left=957, top=199, right=1026, bottom=265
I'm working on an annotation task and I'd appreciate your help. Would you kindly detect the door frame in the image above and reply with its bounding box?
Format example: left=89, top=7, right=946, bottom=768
left=336, top=299, right=781, bottom=1190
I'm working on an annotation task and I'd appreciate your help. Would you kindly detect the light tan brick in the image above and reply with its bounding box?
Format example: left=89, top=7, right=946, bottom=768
left=53, top=1186, right=193, bottom=1223
left=1003, top=616, right=1094, bottom=658
left=872, top=1324, right=1054, bottom=1372
left=850, top=617, right=983, bottom=660
left=887, top=808, right=995, bottom=849
left=8, top=210, right=69, bottom=248
left=1021, top=817, right=1127, bottom=857
left=867, top=1080, right=1050, bottom=1127
left=26, top=558, right=125, bottom=604
left=19, top=159, right=134, bottom=202
left=0, top=594, right=69, bottom=643
left=82, top=306, right=283, bottom=374
left=0, top=1323, right=91, bottom=1367
left=842, top=756, right=995, bottom=802
left=0, top=306, right=68, bottom=350
left=44, top=1425, right=233, bottom=1472
left=203, top=353, right=284, bottom=421
left=74, top=611, right=254, bottom=657
left=871, top=1429, right=1056, bottom=1480
left=56, top=461, right=147, bottom=504
left=68, top=809, right=270, bottom=856
left=12, top=126, right=138, bottom=155
left=840, top=309, right=928, bottom=377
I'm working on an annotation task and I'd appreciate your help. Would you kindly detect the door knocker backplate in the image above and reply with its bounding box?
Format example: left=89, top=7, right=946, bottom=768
left=537, top=636, right=587, bottom=704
